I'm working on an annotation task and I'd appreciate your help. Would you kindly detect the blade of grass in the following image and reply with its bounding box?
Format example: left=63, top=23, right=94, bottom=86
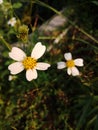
left=76, top=96, right=93, bottom=130
left=94, top=115, right=98, bottom=130
left=85, top=115, right=97, bottom=130
left=33, top=0, right=98, bottom=44
left=75, top=38, right=98, bottom=51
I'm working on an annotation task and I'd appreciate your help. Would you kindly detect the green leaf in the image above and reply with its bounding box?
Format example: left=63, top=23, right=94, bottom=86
left=92, top=1, right=98, bottom=6
left=12, top=3, right=22, bottom=9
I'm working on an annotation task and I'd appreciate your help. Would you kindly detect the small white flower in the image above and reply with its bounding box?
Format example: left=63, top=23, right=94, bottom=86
left=0, top=0, right=3, bottom=4
left=8, top=42, right=50, bottom=81
left=57, top=52, right=84, bottom=76
left=8, top=17, right=16, bottom=27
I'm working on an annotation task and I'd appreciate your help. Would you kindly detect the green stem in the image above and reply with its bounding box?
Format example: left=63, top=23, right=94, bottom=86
left=34, top=0, right=61, bottom=15
left=0, top=35, right=11, bottom=50
left=75, top=38, right=98, bottom=50
left=9, top=0, right=20, bottom=20
left=34, top=0, right=98, bottom=44
left=71, top=23, right=98, bottom=44
left=38, top=36, right=56, bottom=40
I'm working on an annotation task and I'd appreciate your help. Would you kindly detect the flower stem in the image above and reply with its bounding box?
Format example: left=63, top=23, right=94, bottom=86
left=0, top=35, right=11, bottom=50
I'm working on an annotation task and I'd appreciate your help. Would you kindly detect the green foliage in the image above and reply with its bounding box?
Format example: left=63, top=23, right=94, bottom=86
left=92, top=1, right=98, bottom=6
left=0, top=0, right=98, bottom=130
left=12, top=2, right=22, bottom=9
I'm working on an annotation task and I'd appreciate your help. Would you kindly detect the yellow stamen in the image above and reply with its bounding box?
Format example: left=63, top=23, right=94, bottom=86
left=22, top=57, right=37, bottom=70
left=66, top=60, right=75, bottom=68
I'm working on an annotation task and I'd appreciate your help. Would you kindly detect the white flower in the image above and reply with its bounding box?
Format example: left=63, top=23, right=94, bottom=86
left=57, top=52, right=84, bottom=76
left=8, top=42, right=50, bottom=81
left=0, top=0, right=3, bottom=4
left=8, top=17, right=16, bottom=26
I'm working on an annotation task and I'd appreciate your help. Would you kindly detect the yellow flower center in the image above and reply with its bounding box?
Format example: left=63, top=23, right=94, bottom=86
left=66, top=60, right=75, bottom=68
left=22, top=57, right=37, bottom=70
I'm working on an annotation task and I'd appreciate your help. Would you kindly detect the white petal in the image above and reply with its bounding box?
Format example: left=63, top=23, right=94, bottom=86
left=36, top=62, right=50, bottom=70
left=26, top=69, right=37, bottom=81
left=74, top=58, right=84, bottom=66
left=8, top=21, right=10, bottom=25
left=57, top=62, right=66, bottom=69
left=64, top=52, right=72, bottom=60
left=11, top=23, right=15, bottom=26
left=8, top=75, right=13, bottom=81
left=9, top=47, right=26, bottom=61
left=71, top=67, right=79, bottom=76
left=67, top=68, right=72, bottom=75
left=31, top=42, right=46, bottom=59
left=8, top=17, right=16, bottom=26
left=8, top=62, right=24, bottom=74
left=0, top=0, right=3, bottom=4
